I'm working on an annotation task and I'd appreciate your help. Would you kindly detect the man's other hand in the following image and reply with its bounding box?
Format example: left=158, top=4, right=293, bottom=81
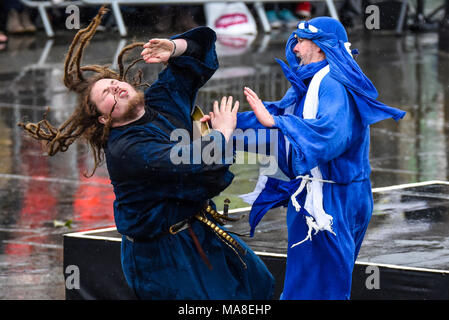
left=141, top=39, right=187, bottom=64
left=202, top=96, right=239, bottom=142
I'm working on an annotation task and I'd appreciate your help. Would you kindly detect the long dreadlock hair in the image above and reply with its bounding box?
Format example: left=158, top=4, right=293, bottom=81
left=17, top=6, right=149, bottom=177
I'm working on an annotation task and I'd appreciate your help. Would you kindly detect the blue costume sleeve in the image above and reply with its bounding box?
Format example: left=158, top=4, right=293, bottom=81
left=234, top=102, right=285, bottom=155
left=108, top=126, right=233, bottom=202
left=272, top=76, right=358, bottom=176
left=144, top=26, right=218, bottom=129
left=236, top=100, right=286, bottom=130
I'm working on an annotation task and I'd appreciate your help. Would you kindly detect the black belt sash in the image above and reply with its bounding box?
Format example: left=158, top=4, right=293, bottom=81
left=124, top=202, right=247, bottom=269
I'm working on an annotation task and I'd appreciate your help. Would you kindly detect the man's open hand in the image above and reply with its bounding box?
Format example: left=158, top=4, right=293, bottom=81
left=244, top=87, right=275, bottom=127
left=141, top=39, right=174, bottom=64
left=200, top=96, right=239, bottom=142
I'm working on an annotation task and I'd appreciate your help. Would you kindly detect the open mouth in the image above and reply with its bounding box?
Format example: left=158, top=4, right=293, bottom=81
left=118, top=89, right=127, bottom=98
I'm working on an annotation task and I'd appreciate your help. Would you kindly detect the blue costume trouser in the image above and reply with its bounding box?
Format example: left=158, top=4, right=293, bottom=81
left=281, top=179, right=373, bottom=300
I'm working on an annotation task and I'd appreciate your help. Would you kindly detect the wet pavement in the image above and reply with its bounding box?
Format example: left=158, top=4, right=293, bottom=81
left=1, top=22, right=449, bottom=299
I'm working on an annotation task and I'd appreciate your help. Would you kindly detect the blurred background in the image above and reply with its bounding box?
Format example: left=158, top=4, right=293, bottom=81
left=1, top=0, right=449, bottom=299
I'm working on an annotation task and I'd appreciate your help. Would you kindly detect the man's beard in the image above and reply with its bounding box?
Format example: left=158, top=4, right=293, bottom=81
left=297, top=53, right=308, bottom=66
left=114, top=91, right=145, bottom=124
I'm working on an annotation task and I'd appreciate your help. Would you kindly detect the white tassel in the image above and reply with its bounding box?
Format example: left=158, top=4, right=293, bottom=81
left=290, top=216, right=320, bottom=248
left=289, top=174, right=336, bottom=249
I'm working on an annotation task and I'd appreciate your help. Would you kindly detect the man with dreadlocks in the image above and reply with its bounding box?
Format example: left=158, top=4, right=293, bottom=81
left=18, top=7, right=274, bottom=299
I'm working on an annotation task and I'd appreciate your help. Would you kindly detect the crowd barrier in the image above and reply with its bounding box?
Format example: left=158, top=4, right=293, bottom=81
left=20, top=0, right=339, bottom=37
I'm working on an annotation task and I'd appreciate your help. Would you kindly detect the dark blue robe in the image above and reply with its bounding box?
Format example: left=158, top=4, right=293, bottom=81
left=104, top=27, right=274, bottom=299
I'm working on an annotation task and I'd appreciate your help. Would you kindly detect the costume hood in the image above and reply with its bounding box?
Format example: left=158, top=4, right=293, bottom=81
left=278, top=16, right=406, bottom=126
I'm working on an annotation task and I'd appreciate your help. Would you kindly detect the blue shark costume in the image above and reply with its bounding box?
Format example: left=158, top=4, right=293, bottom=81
left=236, top=17, right=406, bottom=299
left=104, top=27, right=274, bottom=299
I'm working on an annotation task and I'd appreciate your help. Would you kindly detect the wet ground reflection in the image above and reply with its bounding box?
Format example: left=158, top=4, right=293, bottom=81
left=1, top=27, right=449, bottom=299
left=207, top=182, right=449, bottom=271
left=360, top=183, right=449, bottom=269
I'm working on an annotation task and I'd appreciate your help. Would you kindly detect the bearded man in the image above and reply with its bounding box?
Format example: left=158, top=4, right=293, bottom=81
left=233, top=17, right=406, bottom=299
left=19, top=7, right=274, bottom=300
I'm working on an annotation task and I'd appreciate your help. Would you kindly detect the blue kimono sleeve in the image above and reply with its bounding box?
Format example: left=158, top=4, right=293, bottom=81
left=144, top=27, right=218, bottom=129
left=272, top=76, right=358, bottom=176
left=234, top=102, right=284, bottom=155
left=237, top=101, right=284, bottom=130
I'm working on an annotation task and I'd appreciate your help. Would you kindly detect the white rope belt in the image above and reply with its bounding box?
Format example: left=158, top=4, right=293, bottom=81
left=290, top=174, right=335, bottom=212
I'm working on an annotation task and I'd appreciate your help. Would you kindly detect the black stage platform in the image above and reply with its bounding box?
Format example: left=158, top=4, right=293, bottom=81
left=63, top=181, right=449, bottom=300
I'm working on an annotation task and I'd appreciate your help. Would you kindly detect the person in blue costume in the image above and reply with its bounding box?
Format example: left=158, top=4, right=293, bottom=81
left=17, top=8, right=274, bottom=300
left=234, top=17, right=406, bottom=299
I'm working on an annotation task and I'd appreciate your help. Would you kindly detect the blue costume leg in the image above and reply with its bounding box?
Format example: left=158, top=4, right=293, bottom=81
left=281, top=180, right=373, bottom=300
left=352, top=180, right=374, bottom=261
